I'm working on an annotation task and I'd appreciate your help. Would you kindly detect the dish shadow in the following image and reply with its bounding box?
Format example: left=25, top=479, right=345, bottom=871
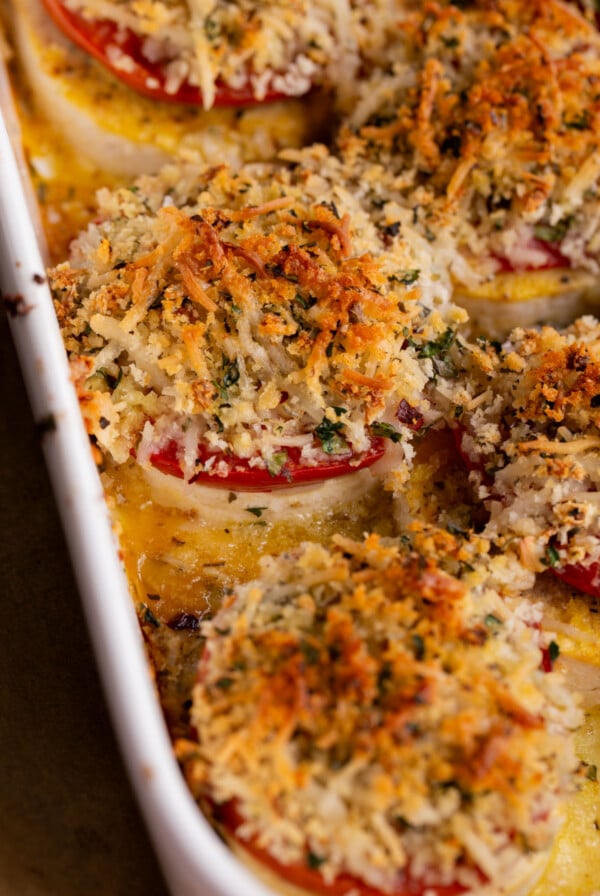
left=0, top=308, right=169, bottom=896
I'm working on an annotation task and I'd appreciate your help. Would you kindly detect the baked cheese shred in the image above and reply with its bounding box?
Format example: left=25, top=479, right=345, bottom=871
left=336, top=0, right=600, bottom=304
left=177, top=529, right=582, bottom=895
left=59, top=0, right=394, bottom=109
left=48, top=147, right=462, bottom=483
left=436, top=317, right=600, bottom=577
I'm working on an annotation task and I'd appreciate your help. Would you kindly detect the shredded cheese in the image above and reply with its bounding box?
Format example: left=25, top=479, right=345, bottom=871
left=438, top=317, right=600, bottom=575
left=179, top=530, right=581, bottom=894
left=49, top=148, right=457, bottom=481
left=337, top=0, right=600, bottom=303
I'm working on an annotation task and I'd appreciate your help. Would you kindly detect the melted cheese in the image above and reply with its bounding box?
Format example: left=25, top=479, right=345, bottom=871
left=529, top=707, right=600, bottom=896
left=107, top=459, right=397, bottom=622
left=457, top=270, right=598, bottom=306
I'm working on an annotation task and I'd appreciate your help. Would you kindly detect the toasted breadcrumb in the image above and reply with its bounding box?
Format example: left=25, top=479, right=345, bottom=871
left=179, top=530, right=581, bottom=894
left=49, top=149, right=459, bottom=480
left=337, top=0, right=600, bottom=295
left=439, top=317, right=600, bottom=575
left=61, top=0, right=398, bottom=109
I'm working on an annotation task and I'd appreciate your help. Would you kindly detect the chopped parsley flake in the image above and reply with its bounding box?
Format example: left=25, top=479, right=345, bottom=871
left=246, top=506, right=268, bottom=518
left=545, top=544, right=561, bottom=568
left=315, top=417, right=348, bottom=454
left=370, top=421, right=402, bottom=443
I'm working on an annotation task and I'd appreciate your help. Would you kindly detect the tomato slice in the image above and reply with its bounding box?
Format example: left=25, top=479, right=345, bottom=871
left=493, top=237, right=570, bottom=273
left=148, top=438, right=386, bottom=491
left=213, top=799, right=473, bottom=896
left=42, top=0, right=289, bottom=107
left=553, top=560, right=600, bottom=600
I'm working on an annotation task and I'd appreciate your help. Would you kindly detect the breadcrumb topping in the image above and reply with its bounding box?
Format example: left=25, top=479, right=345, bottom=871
left=49, top=149, right=457, bottom=480
left=441, top=316, right=600, bottom=575
left=60, top=0, right=391, bottom=108
left=338, top=0, right=600, bottom=291
left=178, top=530, right=581, bottom=894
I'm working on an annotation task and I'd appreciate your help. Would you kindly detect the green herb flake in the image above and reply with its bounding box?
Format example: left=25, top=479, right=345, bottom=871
left=370, top=421, right=402, bottom=443
left=446, top=521, right=468, bottom=537
left=545, top=544, right=561, bottom=568
left=141, top=604, right=160, bottom=628
left=306, top=852, right=326, bottom=869
left=412, top=634, right=425, bottom=660
left=215, top=677, right=234, bottom=690
left=300, top=640, right=321, bottom=665
left=533, top=218, right=571, bottom=244
left=246, top=506, right=268, bottom=518
left=564, top=111, right=590, bottom=131
left=484, top=613, right=503, bottom=628
left=400, top=268, right=420, bottom=286
left=204, top=15, right=220, bottom=41
left=585, top=764, right=598, bottom=782
left=266, top=451, right=289, bottom=478
left=222, top=357, right=240, bottom=390
left=417, top=328, right=455, bottom=359
left=98, top=366, right=123, bottom=391
left=391, top=268, right=421, bottom=287
left=315, top=416, right=348, bottom=454
left=294, top=293, right=310, bottom=309
left=548, top=640, right=560, bottom=664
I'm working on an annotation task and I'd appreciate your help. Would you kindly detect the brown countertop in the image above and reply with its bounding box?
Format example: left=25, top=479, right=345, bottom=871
left=0, top=307, right=170, bottom=896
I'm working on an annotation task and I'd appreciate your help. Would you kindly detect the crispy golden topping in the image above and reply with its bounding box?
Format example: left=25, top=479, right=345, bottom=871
left=444, top=317, right=600, bottom=573
left=339, top=0, right=600, bottom=284
left=49, top=153, right=449, bottom=476
left=180, top=532, right=581, bottom=893
left=515, top=340, right=600, bottom=428
left=61, top=0, right=388, bottom=109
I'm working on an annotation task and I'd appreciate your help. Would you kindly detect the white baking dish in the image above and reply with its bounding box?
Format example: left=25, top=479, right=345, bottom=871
left=0, top=56, right=275, bottom=896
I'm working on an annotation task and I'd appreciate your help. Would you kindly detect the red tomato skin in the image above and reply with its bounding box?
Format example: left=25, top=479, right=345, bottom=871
left=148, top=438, right=387, bottom=491
left=540, top=645, right=554, bottom=673
left=452, top=425, right=477, bottom=474
left=553, top=561, right=600, bottom=600
left=212, top=799, right=472, bottom=896
left=451, top=425, right=495, bottom=482
left=42, top=0, right=289, bottom=106
left=493, top=238, right=571, bottom=273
